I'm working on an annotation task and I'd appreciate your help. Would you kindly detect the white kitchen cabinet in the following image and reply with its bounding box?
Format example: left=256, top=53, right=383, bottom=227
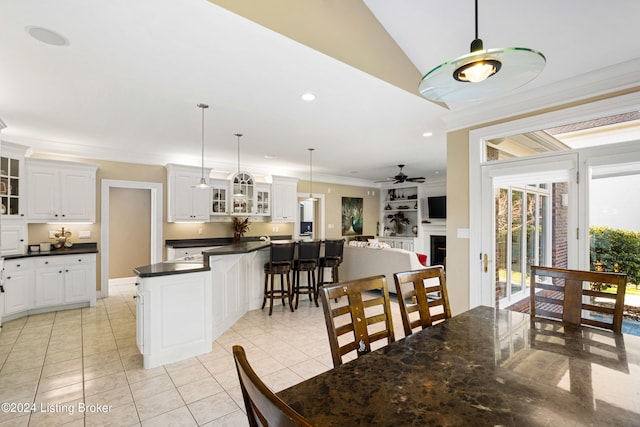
left=2, top=259, right=34, bottom=316
left=271, top=176, right=298, bottom=222
left=255, top=183, right=271, bottom=216
left=1, top=218, right=27, bottom=256
left=1, top=142, right=27, bottom=219
left=166, top=164, right=211, bottom=222
left=210, top=178, right=229, bottom=216
left=135, top=270, right=212, bottom=368
left=26, top=158, right=98, bottom=223
left=34, top=255, right=96, bottom=307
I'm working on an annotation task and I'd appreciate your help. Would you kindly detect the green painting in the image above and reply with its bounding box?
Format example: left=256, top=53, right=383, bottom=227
left=342, top=197, right=363, bottom=236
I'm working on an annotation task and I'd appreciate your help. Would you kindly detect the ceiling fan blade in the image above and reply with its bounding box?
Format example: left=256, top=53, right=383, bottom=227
left=407, top=177, right=426, bottom=182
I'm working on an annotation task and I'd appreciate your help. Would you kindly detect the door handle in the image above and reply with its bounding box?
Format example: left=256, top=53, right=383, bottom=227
left=483, top=253, right=489, bottom=273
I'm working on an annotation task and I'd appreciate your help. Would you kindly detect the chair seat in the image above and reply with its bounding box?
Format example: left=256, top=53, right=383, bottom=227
left=264, top=262, right=292, bottom=274
left=293, top=259, right=317, bottom=271
left=319, top=256, right=340, bottom=268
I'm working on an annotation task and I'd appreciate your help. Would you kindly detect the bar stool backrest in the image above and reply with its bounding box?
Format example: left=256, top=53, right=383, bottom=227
left=297, top=240, right=321, bottom=263
left=269, top=242, right=296, bottom=266
left=323, top=239, right=344, bottom=262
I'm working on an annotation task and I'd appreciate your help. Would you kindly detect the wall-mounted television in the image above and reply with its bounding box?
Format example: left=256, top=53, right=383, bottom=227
left=427, top=196, right=446, bottom=219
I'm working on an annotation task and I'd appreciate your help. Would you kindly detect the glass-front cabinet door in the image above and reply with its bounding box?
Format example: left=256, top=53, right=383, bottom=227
left=255, top=184, right=270, bottom=216
left=231, top=172, right=254, bottom=214
left=1, top=149, right=24, bottom=217
left=210, top=178, right=228, bottom=215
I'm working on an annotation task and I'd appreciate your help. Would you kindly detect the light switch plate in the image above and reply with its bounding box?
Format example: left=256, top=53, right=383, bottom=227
left=79, top=230, right=91, bottom=239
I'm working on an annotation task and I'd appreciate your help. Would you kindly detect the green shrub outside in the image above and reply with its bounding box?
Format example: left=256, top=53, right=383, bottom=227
left=590, top=226, right=640, bottom=288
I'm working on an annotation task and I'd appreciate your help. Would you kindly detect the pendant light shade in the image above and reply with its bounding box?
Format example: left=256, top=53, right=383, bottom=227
left=193, top=103, right=210, bottom=189
left=233, top=133, right=246, bottom=198
left=419, top=0, right=545, bottom=107
left=306, top=148, right=316, bottom=201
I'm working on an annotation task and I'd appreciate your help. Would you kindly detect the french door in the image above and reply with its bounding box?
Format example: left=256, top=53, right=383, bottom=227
left=480, top=153, right=578, bottom=308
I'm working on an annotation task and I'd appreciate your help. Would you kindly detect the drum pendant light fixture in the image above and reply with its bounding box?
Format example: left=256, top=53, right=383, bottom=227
left=306, top=148, right=317, bottom=202
left=232, top=133, right=246, bottom=198
left=419, top=0, right=545, bottom=107
left=193, top=103, right=210, bottom=189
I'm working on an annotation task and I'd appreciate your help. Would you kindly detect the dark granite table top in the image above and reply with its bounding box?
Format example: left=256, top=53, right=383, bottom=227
left=278, top=306, right=640, bottom=426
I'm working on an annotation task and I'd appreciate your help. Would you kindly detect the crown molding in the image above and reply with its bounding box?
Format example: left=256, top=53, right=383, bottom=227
left=441, top=57, right=640, bottom=132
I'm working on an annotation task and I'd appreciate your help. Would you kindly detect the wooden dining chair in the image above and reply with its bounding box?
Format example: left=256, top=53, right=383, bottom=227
left=393, top=266, right=451, bottom=336
left=529, top=265, right=627, bottom=333
left=233, top=345, right=313, bottom=427
left=319, top=275, right=395, bottom=367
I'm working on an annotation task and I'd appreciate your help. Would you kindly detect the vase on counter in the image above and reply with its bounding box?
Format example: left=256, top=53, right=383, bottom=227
left=234, top=231, right=242, bottom=243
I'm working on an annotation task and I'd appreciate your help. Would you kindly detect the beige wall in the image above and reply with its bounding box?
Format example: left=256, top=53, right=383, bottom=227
left=27, top=154, right=380, bottom=289
left=109, top=187, right=151, bottom=278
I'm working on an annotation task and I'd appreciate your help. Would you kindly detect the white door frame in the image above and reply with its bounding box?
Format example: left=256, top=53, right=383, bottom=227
left=469, top=91, right=640, bottom=308
left=99, top=180, right=163, bottom=297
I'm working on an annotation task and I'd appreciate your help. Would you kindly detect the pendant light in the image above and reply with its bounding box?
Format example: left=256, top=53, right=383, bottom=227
left=306, top=148, right=317, bottom=201
left=418, top=0, right=545, bottom=107
left=232, top=133, right=246, bottom=198
left=193, top=103, right=210, bottom=189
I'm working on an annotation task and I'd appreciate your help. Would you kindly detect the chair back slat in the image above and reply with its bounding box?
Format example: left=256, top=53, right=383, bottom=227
left=393, top=266, right=451, bottom=336
left=320, top=275, right=395, bottom=367
left=530, top=265, right=627, bottom=333
left=233, top=346, right=313, bottom=427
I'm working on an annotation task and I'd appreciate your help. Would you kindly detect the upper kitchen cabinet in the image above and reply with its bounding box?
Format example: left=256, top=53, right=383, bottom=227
left=230, top=171, right=255, bottom=215
left=166, top=164, right=211, bottom=222
left=1, top=142, right=27, bottom=218
left=271, top=176, right=298, bottom=222
left=210, top=178, right=229, bottom=216
left=26, top=158, right=98, bottom=223
left=255, top=183, right=270, bottom=217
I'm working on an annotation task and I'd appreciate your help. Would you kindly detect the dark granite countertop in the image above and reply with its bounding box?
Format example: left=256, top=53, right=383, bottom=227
left=5, top=243, right=98, bottom=260
left=277, top=306, right=640, bottom=426
left=166, top=235, right=291, bottom=248
left=133, top=262, right=210, bottom=278
left=202, top=241, right=272, bottom=256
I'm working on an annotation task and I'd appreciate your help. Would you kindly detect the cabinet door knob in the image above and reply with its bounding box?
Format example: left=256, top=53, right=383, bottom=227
left=45, top=261, right=49, bottom=264
left=65, top=269, right=69, bottom=273
left=78, top=259, right=82, bottom=262
left=6, top=276, right=11, bottom=280
left=16, top=264, right=20, bottom=268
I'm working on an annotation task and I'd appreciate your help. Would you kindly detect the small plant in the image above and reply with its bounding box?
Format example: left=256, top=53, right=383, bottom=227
left=232, top=217, right=250, bottom=241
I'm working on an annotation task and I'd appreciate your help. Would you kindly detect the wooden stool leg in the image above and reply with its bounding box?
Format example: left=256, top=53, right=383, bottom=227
left=268, top=274, right=274, bottom=316
left=294, top=270, right=300, bottom=309
left=286, top=271, right=294, bottom=312
left=262, top=272, right=268, bottom=310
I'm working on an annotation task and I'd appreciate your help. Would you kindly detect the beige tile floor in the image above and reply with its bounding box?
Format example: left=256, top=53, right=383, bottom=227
left=0, top=282, right=406, bottom=426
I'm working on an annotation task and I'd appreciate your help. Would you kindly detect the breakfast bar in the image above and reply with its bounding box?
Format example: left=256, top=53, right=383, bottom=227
left=277, top=306, right=640, bottom=426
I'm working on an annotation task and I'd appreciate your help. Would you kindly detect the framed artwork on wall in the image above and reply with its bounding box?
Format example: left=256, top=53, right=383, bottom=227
left=342, top=197, right=363, bottom=235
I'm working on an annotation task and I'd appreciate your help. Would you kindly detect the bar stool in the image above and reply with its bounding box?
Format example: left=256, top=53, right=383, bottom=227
left=262, top=242, right=296, bottom=315
left=292, top=240, right=321, bottom=308
left=317, top=239, right=344, bottom=303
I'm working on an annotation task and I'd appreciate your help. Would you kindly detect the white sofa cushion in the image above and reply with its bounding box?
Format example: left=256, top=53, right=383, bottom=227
left=338, top=244, right=426, bottom=293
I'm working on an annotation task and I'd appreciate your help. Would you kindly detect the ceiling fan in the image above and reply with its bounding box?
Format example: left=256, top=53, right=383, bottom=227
left=376, top=165, right=426, bottom=184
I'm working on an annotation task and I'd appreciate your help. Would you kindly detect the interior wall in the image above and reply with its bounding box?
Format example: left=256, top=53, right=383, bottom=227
left=109, top=187, right=151, bottom=278
left=446, top=129, right=471, bottom=316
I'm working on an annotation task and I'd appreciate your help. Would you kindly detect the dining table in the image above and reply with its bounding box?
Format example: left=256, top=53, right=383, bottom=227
left=277, top=305, right=640, bottom=426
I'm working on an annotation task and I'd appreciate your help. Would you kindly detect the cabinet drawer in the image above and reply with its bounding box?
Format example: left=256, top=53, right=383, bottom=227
left=5, top=259, right=33, bottom=272
left=35, top=255, right=94, bottom=268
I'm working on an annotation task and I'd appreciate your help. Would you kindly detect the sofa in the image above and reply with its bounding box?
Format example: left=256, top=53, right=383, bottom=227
left=338, top=242, right=427, bottom=293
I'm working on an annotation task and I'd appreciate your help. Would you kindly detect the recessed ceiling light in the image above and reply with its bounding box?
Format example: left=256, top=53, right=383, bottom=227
left=422, top=132, right=433, bottom=137
left=301, top=93, right=316, bottom=102
left=25, top=26, right=69, bottom=46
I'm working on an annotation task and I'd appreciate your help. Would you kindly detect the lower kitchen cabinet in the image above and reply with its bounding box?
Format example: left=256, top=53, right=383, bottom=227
left=1, top=254, right=96, bottom=322
left=35, top=255, right=95, bottom=307
left=3, top=259, right=34, bottom=316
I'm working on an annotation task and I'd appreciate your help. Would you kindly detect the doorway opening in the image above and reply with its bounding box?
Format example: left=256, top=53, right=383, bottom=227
left=100, top=180, right=162, bottom=297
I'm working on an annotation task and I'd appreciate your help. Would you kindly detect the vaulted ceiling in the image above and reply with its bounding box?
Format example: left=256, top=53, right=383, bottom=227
left=1, top=0, right=638, bottom=185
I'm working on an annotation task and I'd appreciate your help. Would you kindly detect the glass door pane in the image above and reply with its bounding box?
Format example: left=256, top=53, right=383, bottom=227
left=510, top=190, right=524, bottom=295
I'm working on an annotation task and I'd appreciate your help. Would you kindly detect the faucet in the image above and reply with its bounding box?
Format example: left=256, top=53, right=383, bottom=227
left=260, top=236, right=271, bottom=243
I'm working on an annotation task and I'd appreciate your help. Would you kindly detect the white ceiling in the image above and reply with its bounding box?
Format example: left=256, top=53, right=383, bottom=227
left=1, top=0, right=639, bottom=185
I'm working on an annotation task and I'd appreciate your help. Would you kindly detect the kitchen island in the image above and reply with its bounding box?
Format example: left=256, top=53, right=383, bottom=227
left=133, top=240, right=273, bottom=368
